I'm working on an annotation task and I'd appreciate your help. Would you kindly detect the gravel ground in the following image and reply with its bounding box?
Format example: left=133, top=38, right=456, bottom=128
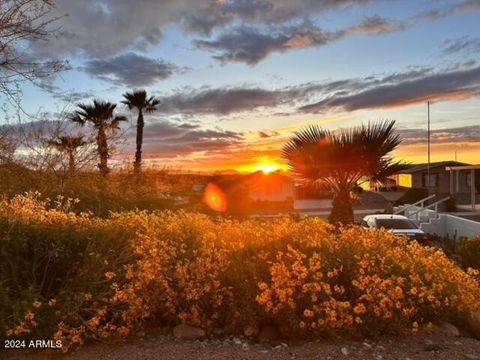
left=4, top=332, right=480, bottom=360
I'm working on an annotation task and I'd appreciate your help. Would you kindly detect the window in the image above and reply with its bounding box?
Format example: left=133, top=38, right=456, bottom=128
left=422, top=173, right=438, bottom=187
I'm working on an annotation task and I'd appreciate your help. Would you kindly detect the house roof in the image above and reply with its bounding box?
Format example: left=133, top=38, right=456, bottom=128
left=399, top=161, right=469, bottom=174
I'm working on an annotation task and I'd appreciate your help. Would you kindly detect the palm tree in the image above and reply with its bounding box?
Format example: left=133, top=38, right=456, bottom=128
left=122, top=90, right=160, bottom=172
left=47, top=135, right=87, bottom=173
left=282, top=120, right=409, bottom=224
left=69, top=100, right=127, bottom=176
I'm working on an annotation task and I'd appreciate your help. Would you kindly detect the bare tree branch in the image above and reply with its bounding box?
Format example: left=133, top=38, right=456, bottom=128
left=0, top=0, right=68, bottom=102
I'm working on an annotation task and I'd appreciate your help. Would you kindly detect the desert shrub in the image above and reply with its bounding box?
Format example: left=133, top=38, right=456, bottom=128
left=0, top=194, right=136, bottom=346
left=108, top=214, right=480, bottom=340
left=0, top=168, right=173, bottom=217
left=1, top=194, right=480, bottom=351
left=456, top=236, right=480, bottom=270
left=394, top=187, right=429, bottom=206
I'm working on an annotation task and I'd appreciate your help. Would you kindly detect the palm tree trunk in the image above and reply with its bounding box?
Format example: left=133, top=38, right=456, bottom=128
left=68, top=150, right=75, bottom=174
left=134, top=109, right=144, bottom=173
left=97, top=125, right=109, bottom=176
left=329, top=189, right=354, bottom=225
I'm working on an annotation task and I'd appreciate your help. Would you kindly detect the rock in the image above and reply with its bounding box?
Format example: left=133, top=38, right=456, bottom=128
left=424, top=343, right=442, bottom=352
left=243, top=325, right=258, bottom=337
left=465, top=354, right=480, bottom=360
left=437, top=322, right=460, bottom=337
left=160, top=326, right=172, bottom=335
left=173, top=324, right=206, bottom=340
left=341, top=347, right=349, bottom=356
left=211, top=327, right=224, bottom=337
left=258, top=325, right=280, bottom=342
left=467, top=311, right=480, bottom=339
left=363, top=342, right=373, bottom=349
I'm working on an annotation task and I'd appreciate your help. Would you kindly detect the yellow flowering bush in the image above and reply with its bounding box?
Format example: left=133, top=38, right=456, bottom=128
left=255, top=227, right=480, bottom=337
left=1, top=194, right=480, bottom=351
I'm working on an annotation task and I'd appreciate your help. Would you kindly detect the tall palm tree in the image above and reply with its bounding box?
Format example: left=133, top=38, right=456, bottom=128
left=282, top=120, right=409, bottom=224
left=47, top=135, right=87, bottom=173
left=122, top=90, right=160, bottom=172
left=69, top=100, right=127, bottom=176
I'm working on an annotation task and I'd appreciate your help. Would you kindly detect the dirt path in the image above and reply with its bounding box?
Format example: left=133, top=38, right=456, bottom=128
left=4, top=332, right=480, bottom=360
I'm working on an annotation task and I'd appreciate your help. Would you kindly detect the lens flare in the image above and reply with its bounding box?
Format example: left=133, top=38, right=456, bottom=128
left=203, top=183, right=227, bottom=212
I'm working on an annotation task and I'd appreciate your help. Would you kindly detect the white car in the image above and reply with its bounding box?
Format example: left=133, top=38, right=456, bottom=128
left=361, top=214, right=429, bottom=244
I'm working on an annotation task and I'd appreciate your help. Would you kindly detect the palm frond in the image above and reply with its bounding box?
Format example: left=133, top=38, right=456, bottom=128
left=282, top=120, right=408, bottom=193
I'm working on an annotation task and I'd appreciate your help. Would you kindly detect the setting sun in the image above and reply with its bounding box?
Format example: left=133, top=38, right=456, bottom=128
left=254, top=163, right=281, bottom=174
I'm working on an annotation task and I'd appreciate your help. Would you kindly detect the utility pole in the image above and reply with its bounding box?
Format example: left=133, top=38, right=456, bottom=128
left=427, top=101, right=431, bottom=190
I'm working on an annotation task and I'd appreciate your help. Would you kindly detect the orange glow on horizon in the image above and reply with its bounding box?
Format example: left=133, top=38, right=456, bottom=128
left=255, top=163, right=280, bottom=174
left=235, top=161, right=289, bottom=174
left=203, top=183, right=227, bottom=212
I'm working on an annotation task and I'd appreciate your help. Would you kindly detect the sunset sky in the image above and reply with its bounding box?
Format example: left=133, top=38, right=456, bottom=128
left=7, top=0, right=480, bottom=172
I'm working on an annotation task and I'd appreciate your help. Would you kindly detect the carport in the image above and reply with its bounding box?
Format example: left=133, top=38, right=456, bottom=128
left=446, top=165, right=480, bottom=211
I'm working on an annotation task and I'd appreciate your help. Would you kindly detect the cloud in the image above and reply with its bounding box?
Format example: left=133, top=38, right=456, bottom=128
left=157, top=86, right=293, bottom=115
left=52, top=90, right=96, bottom=103
left=347, top=16, right=405, bottom=35
left=131, top=119, right=244, bottom=157
left=398, top=125, right=480, bottom=145
left=442, top=36, right=480, bottom=55
left=154, top=67, right=437, bottom=115
left=181, top=0, right=376, bottom=35
left=31, top=0, right=377, bottom=58
left=32, top=0, right=191, bottom=57
left=258, top=130, right=280, bottom=138
left=81, top=52, right=182, bottom=87
left=194, top=24, right=343, bottom=65
left=299, top=65, right=480, bottom=112
left=418, top=0, right=480, bottom=20
left=24, top=0, right=480, bottom=67
left=194, top=15, right=405, bottom=65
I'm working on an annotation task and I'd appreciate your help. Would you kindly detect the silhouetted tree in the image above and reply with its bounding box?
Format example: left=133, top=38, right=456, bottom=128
left=122, top=90, right=159, bottom=172
left=282, top=120, right=408, bottom=224
left=69, top=100, right=126, bottom=176
left=47, top=135, right=87, bottom=173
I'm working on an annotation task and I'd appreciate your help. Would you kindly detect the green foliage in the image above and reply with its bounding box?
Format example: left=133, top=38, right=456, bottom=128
left=456, top=236, right=480, bottom=270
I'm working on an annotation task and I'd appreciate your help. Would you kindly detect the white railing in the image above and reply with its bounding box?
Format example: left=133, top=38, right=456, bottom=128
left=393, top=194, right=436, bottom=215
left=407, top=196, right=450, bottom=222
